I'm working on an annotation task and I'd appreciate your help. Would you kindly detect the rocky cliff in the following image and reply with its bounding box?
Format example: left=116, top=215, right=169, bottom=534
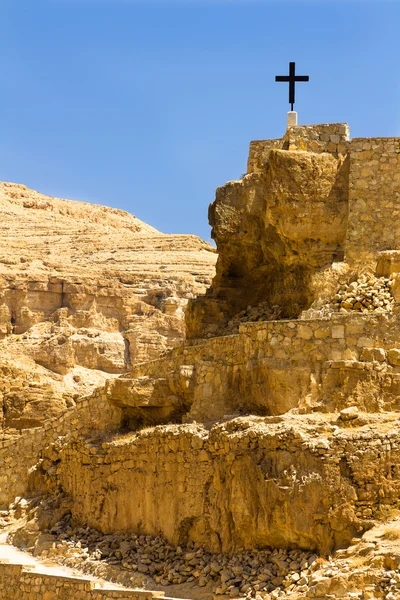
left=185, top=124, right=351, bottom=338
left=4, top=124, right=400, bottom=600
left=186, top=149, right=349, bottom=338
left=0, top=182, right=216, bottom=430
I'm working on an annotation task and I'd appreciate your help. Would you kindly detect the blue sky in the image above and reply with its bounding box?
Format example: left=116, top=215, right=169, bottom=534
left=0, top=0, right=399, bottom=241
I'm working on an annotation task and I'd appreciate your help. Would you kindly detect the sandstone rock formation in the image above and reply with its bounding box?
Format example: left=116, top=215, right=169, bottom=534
left=0, top=182, right=216, bottom=430
left=4, top=123, right=400, bottom=600
left=186, top=125, right=350, bottom=339
left=186, top=126, right=400, bottom=340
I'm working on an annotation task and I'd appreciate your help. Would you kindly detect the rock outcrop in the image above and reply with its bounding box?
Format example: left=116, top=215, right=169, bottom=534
left=186, top=128, right=350, bottom=339
left=51, top=414, right=385, bottom=554
left=5, top=123, right=400, bottom=600
left=0, top=183, right=216, bottom=430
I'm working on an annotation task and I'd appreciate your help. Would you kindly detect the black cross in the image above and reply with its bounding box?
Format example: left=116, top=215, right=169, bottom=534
left=275, top=62, right=309, bottom=111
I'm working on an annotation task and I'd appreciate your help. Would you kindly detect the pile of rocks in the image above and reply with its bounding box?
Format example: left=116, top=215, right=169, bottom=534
left=38, top=518, right=317, bottom=598
left=331, top=276, right=394, bottom=313
left=222, top=303, right=283, bottom=336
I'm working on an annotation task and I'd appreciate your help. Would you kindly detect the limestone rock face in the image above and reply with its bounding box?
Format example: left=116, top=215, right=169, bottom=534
left=7, top=124, right=400, bottom=600
left=186, top=150, right=349, bottom=338
left=0, top=183, right=216, bottom=430
left=51, top=411, right=400, bottom=558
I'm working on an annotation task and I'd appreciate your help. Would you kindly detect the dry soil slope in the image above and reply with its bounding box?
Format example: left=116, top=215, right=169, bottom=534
left=0, top=182, right=216, bottom=432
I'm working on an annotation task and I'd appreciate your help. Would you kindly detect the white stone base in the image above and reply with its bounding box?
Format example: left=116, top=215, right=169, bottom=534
left=287, top=111, right=298, bottom=127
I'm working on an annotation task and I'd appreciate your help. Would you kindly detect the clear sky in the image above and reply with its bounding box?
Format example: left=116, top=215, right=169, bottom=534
left=1, top=0, right=399, bottom=242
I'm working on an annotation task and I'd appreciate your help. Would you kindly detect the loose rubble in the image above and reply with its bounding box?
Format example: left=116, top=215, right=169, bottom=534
left=209, top=275, right=395, bottom=336
left=8, top=504, right=400, bottom=599
left=29, top=516, right=318, bottom=598
left=330, top=275, right=394, bottom=313
left=219, top=303, right=283, bottom=336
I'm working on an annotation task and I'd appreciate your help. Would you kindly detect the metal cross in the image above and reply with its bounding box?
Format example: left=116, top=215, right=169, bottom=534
left=275, top=62, right=309, bottom=111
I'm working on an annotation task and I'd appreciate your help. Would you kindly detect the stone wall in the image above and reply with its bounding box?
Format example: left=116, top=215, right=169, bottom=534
left=346, top=137, right=400, bottom=262
left=240, top=314, right=400, bottom=414
left=0, top=386, right=122, bottom=509
left=57, top=414, right=400, bottom=555
left=247, top=123, right=350, bottom=174
left=247, top=139, right=283, bottom=174
left=110, top=312, right=400, bottom=421
left=284, top=123, right=350, bottom=155
left=0, top=561, right=167, bottom=600
left=248, top=132, right=400, bottom=262
left=195, top=126, right=400, bottom=340
left=109, top=334, right=245, bottom=423
left=240, top=312, right=400, bottom=362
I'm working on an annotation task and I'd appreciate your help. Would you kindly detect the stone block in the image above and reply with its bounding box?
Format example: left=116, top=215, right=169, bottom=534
left=287, top=111, right=297, bottom=127
left=360, top=347, right=386, bottom=362
left=331, top=325, right=345, bottom=339
left=342, top=348, right=358, bottom=360
left=387, top=348, right=400, bottom=366
left=357, top=337, right=375, bottom=348
left=298, top=325, right=313, bottom=340
left=314, top=327, right=330, bottom=339
left=339, top=406, right=359, bottom=421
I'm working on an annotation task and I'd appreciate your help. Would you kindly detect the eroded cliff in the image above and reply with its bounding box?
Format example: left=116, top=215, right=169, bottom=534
left=3, top=123, right=400, bottom=600
left=0, top=183, right=216, bottom=430
left=186, top=125, right=350, bottom=338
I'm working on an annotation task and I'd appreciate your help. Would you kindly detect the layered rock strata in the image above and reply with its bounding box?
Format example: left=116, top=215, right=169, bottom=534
left=0, top=183, right=216, bottom=430
left=5, top=123, right=400, bottom=600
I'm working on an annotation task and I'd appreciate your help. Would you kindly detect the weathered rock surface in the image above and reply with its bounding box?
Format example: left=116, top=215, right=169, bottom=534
left=0, top=182, right=216, bottom=430
left=186, top=149, right=349, bottom=338
left=107, top=310, right=400, bottom=426
left=5, top=123, right=400, bottom=600
left=29, top=411, right=395, bottom=559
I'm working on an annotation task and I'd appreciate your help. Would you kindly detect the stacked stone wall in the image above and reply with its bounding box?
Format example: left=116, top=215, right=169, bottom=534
left=247, top=123, right=349, bottom=174
left=285, top=123, right=349, bottom=155
left=346, top=137, right=400, bottom=262
left=229, top=313, right=400, bottom=415
left=58, top=415, right=400, bottom=554
left=240, top=312, right=400, bottom=363
left=248, top=132, right=400, bottom=260
left=60, top=425, right=212, bottom=548
left=139, top=308, right=389, bottom=381
left=0, top=387, right=122, bottom=508
left=0, top=561, right=167, bottom=600
left=117, top=313, right=400, bottom=419
left=247, top=139, right=283, bottom=173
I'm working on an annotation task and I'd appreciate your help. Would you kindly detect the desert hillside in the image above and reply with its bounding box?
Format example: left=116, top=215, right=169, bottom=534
left=0, top=182, right=216, bottom=431
left=4, top=124, right=400, bottom=600
left=0, top=182, right=215, bottom=279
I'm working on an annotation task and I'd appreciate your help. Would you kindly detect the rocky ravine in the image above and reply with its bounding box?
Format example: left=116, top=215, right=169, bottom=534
left=0, top=182, right=216, bottom=431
